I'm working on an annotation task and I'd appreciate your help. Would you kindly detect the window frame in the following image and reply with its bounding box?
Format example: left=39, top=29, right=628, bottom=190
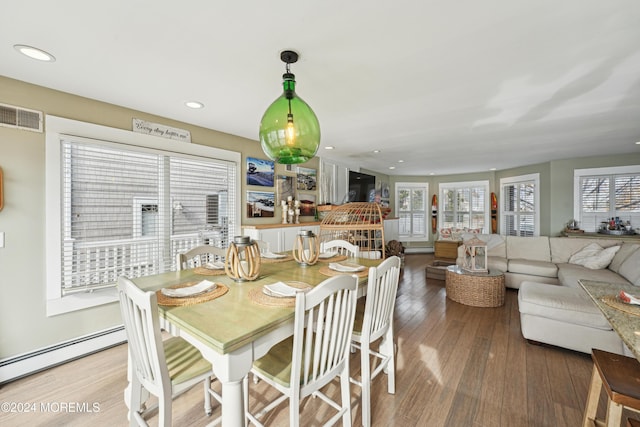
left=45, top=116, right=240, bottom=316
left=394, top=182, right=429, bottom=241
left=438, top=180, right=490, bottom=233
left=499, top=173, right=540, bottom=237
left=573, top=165, right=640, bottom=232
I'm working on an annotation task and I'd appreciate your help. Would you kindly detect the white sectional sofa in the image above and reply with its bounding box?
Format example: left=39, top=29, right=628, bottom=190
left=454, top=234, right=640, bottom=355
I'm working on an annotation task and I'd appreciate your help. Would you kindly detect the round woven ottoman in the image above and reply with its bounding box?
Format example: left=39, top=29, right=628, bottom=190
left=445, top=265, right=505, bottom=307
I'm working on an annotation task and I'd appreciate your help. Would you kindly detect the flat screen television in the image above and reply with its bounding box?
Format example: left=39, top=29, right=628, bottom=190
left=348, top=171, right=376, bottom=202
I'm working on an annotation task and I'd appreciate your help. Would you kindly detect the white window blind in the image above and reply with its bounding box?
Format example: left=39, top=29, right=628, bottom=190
left=579, top=173, right=640, bottom=231
left=396, top=183, right=428, bottom=240
left=501, top=181, right=536, bottom=236
left=440, top=182, right=488, bottom=231
left=60, top=137, right=236, bottom=295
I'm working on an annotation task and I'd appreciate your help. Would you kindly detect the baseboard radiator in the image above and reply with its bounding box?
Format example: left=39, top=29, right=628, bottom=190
left=404, top=246, right=434, bottom=254
left=0, top=326, right=126, bottom=385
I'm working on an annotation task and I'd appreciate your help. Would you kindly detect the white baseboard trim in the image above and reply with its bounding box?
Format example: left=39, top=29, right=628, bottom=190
left=0, top=326, right=126, bottom=384
left=404, top=247, right=434, bottom=254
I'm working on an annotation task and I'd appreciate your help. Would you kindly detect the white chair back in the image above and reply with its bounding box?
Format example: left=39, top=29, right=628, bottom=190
left=294, top=274, right=359, bottom=396
left=362, top=255, right=401, bottom=343
left=118, top=277, right=170, bottom=405
left=177, top=245, right=227, bottom=270
left=351, top=255, right=401, bottom=427
left=320, top=239, right=360, bottom=257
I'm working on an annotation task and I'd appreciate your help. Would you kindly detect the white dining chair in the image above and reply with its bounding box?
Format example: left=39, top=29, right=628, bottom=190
left=245, top=274, right=360, bottom=427
left=176, top=245, right=227, bottom=271
left=117, top=276, right=222, bottom=426
left=350, top=255, right=401, bottom=427
left=321, top=239, right=360, bottom=257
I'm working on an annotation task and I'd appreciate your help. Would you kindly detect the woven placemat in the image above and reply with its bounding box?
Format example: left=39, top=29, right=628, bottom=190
left=601, top=295, right=640, bottom=317
left=193, top=266, right=227, bottom=276
left=248, top=281, right=311, bottom=307
left=318, top=265, right=369, bottom=278
left=156, top=282, right=229, bottom=307
left=317, top=254, right=348, bottom=263
left=260, top=254, right=294, bottom=264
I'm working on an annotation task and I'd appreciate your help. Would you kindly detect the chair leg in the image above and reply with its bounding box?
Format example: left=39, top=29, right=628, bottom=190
left=204, top=377, right=213, bottom=416
left=289, top=393, right=300, bottom=427
left=158, top=394, right=171, bottom=427
left=582, top=365, right=602, bottom=427
left=340, top=369, right=353, bottom=427
left=243, top=376, right=249, bottom=427
left=128, top=376, right=143, bottom=427
left=381, top=332, right=396, bottom=394
left=361, top=345, right=372, bottom=427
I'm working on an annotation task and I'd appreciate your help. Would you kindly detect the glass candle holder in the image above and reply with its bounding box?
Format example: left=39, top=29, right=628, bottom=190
left=225, top=236, right=261, bottom=281
left=292, top=230, right=319, bottom=266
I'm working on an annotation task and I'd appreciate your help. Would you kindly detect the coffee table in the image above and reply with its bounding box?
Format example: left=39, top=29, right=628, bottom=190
left=445, top=265, right=505, bottom=307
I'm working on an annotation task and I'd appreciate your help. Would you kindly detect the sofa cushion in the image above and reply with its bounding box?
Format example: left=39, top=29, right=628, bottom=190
left=609, top=243, right=640, bottom=274
left=549, top=237, right=620, bottom=263
left=557, top=263, right=631, bottom=289
left=618, top=248, right=640, bottom=286
left=507, top=236, right=551, bottom=262
left=518, top=282, right=612, bottom=330
left=568, top=243, right=620, bottom=269
left=488, top=256, right=508, bottom=272
left=508, top=259, right=557, bottom=277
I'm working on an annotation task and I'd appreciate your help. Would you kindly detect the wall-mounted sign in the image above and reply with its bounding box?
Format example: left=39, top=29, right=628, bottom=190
left=132, top=118, right=191, bottom=142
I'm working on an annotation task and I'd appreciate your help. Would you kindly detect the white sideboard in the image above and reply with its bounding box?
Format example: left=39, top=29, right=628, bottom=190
left=243, top=223, right=321, bottom=252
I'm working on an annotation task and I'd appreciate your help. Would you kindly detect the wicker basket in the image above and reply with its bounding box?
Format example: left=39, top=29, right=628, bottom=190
left=319, top=202, right=386, bottom=258
left=445, top=267, right=505, bottom=307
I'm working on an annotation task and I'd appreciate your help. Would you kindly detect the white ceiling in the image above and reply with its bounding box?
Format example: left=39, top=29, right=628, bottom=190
left=1, top=1, right=639, bottom=176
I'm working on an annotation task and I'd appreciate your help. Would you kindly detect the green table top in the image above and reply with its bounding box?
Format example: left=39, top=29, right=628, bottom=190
left=132, top=256, right=380, bottom=355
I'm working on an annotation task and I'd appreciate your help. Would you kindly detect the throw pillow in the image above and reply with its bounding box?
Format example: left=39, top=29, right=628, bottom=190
left=568, top=243, right=621, bottom=269
left=439, top=227, right=452, bottom=240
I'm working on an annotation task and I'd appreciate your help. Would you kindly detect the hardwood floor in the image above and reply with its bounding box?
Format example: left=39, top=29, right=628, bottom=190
left=0, top=254, right=617, bottom=426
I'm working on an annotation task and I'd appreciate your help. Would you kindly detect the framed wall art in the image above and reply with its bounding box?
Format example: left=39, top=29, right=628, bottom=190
left=246, top=157, right=274, bottom=187
left=246, top=191, right=275, bottom=218
left=276, top=175, right=295, bottom=205
left=298, top=193, right=316, bottom=217
left=296, top=166, right=317, bottom=191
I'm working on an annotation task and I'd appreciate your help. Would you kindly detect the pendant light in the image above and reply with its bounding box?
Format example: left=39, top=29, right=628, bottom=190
left=259, top=50, right=320, bottom=164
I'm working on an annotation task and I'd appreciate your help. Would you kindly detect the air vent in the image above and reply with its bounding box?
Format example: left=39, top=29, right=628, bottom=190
left=0, top=103, right=43, bottom=132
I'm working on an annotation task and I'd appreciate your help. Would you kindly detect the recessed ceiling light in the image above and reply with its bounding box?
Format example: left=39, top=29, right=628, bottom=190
left=398, top=160, right=404, bottom=163
left=430, top=172, right=435, bottom=175
left=489, top=167, right=497, bottom=171
left=636, top=141, right=640, bottom=145
left=324, top=146, right=335, bottom=150
left=373, top=150, right=381, bottom=153
left=185, top=101, right=204, bottom=109
left=14, top=44, right=55, bottom=62
left=389, top=166, right=395, bottom=170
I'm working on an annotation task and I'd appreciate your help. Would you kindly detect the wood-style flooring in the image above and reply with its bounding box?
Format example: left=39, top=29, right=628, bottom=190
left=0, top=254, right=627, bottom=426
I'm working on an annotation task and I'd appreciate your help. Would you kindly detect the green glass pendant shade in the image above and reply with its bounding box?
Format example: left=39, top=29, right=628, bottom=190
left=260, top=74, right=320, bottom=164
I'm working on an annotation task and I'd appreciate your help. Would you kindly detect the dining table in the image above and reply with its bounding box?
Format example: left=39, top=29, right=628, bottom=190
left=130, top=254, right=382, bottom=427
left=579, top=279, right=640, bottom=360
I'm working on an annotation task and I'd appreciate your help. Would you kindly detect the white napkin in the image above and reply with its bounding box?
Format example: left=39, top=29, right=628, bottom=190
left=204, top=261, right=225, bottom=270
left=318, top=252, right=338, bottom=259
left=619, top=290, right=640, bottom=306
left=161, top=280, right=217, bottom=298
left=261, top=251, right=286, bottom=259
left=263, top=281, right=299, bottom=297
left=328, top=262, right=365, bottom=272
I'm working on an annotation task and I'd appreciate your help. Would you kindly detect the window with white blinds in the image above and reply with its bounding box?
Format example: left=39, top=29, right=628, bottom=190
left=46, top=116, right=240, bottom=315
left=59, top=137, right=236, bottom=295
left=575, top=167, right=640, bottom=232
left=396, top=183, right=428, bottom=240
left=500, top=173, right=539, bottom=237
left=439, top=181, right=489, bottom=232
